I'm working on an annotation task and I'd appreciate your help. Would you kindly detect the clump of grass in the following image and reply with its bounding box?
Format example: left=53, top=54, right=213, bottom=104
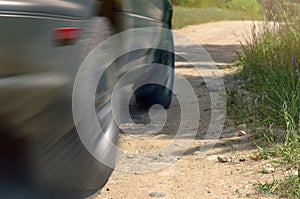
left=173, top=6, right=262, bottom=29
left=258, top=174, right=300, bottom=198
left=238, top=15, right=300, bottom=125
left=227, top=6, right=300, bottom=198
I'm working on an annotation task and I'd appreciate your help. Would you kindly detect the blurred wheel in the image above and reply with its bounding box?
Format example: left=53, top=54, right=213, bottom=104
left=135, top=39, right=174, bottom=109
left=29, top=17, right=117, bottom=198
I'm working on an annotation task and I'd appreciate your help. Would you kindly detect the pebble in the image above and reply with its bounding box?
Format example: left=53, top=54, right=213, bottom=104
left=264, top=163, right=275, bottom=174
left=152, top=157, right=159, bottom=161
left=236, top=124, right=247, bottom=131
left=238, top=130, right=247, bottom=136
left=149, top=192, right=166, bottom=198
left=250, top=153, right=260, bottom=161
left=239, top=158, right=246, bottom=162
left=127, top=154, right=135, bottom=159
left=218, top=156, right=229, bottom=163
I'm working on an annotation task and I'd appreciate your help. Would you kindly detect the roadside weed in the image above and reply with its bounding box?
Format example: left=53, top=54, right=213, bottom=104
left=228, top=6, right=300, bottom=198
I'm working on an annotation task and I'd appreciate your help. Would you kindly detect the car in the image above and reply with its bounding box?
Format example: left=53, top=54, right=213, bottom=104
left=0, top=0, right=174, bottom=198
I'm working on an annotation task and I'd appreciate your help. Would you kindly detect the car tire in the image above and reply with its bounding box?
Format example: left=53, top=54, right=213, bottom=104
left=135, top=40, right=174, bottom=109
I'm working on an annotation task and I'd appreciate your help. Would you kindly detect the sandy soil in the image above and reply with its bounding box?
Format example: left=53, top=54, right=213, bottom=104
left=91, top=21, right=285, bottom=199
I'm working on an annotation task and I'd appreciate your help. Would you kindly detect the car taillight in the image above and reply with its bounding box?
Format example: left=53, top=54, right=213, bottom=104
left=53, top=27, right=81, bottom=41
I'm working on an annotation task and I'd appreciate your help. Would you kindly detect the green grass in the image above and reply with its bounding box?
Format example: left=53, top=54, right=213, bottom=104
left=175, top=0, right=260, bottom=13
left=227, top=7, right=300, bottom=198
left=258, top=175, right=300, bottom=198
left=173, top=6, right=262, bottom=29
left=258, top=0, right=300, bottom=19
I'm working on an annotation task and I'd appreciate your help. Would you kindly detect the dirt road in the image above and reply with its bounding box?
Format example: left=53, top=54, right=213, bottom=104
left=91, top=21, right=280, bottom=199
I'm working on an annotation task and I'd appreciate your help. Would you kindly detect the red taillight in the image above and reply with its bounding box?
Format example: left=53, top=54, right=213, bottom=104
left=53, top=28, right=81, bottom=41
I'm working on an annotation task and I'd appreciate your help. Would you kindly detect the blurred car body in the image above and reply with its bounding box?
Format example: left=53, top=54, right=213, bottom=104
left=0, top=0, right=174, bottom=198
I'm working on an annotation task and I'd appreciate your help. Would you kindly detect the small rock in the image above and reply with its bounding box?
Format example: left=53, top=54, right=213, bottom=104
left=238, top=130, right=247, bottom=137
left=149, top=192, right=166, bottom=198
left=207, top=190, right=211, bottom=194
left=239, top=158, right=246, bottom=162
left=194, top=151, right=201, bottom=155
left=236, top=124, right=247, bottom=131
left=127, top=154, right=135, bottom=159
left=264, top=163, right=275, bottom=174
left=235, top=189, right=240, bottom=193
left=152, top=157, right=159, bottom=161
left=250, top=153, right=260, bottom=161
left=218, top=156, right=229, bottom=163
